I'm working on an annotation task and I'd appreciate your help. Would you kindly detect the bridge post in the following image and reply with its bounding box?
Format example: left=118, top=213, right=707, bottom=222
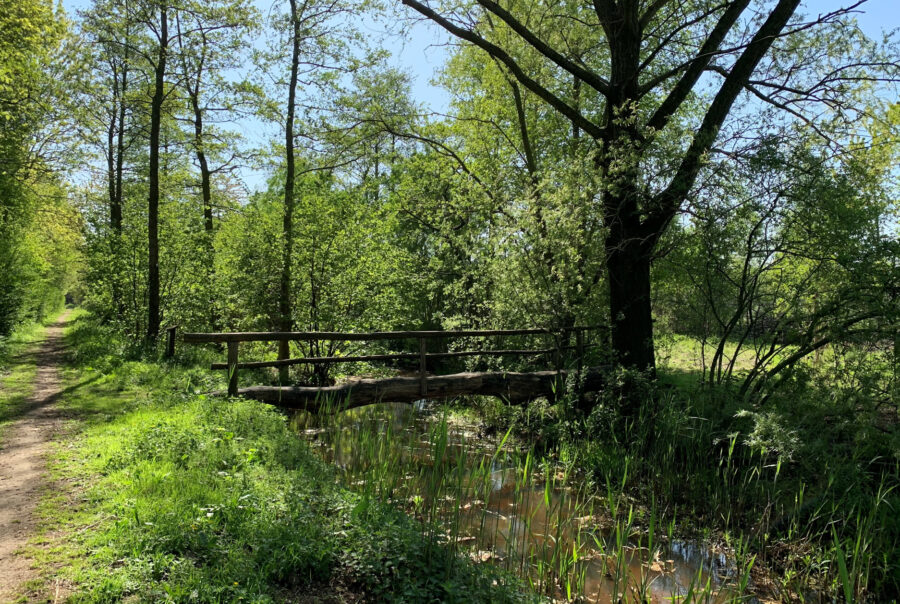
left=227, top=341, right=240, bottom=397
left=576, top=328, right=584, bottom=372
left=419, top=338, right=427, bottom=397
left=552, top=331, right=561, bottom=371
left=165, top=326, right=176, bottom=358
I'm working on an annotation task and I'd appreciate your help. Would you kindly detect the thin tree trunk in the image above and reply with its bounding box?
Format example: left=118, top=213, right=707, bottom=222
left=147, top=6, right=167, bottom=341
left=114, top=62, right=127, bottom=231
left=108, top=60, right=127, bottom=321
left=174, top=14, right=217, bottom=330
left=106, top=87, right=117, bottom=229
left=189, top=91, right=217, bottom=329
left=278, top=0, right=302, bottom=381
left=893, top=328, right=899, bottom=406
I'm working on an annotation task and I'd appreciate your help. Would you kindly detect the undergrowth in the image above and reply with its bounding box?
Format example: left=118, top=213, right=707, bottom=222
left=472, top=365, right=900, bottom=601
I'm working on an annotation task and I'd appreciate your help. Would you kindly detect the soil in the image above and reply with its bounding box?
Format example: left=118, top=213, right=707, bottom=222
left=0, top=311, right=72, bottom=602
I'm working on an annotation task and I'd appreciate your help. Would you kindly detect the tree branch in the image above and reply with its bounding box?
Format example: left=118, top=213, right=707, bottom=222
left=644, top=0, right=751, bottom=129
left=401, top=0, right=605, bottom=139
left=475, top=0, right=610, bottom=97
left=644, top=0, right=801, bottom=242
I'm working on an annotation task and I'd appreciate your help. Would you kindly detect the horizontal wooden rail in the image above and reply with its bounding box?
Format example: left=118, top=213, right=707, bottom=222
left=212, top=352, right=419, bottom=370
left=183, top=326, right=601, bottom=344
left=208, top=347, right=581, bottom=370
left=179, top=326, right=603, bottom=397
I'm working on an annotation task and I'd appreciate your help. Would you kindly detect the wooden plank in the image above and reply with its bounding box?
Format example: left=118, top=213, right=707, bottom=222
left=227, top=341, right=239, bottom=396
left=426, top=348, right=559, bottom=359
left=165, top=326, right=176, bottom=358
left=219, top=366, right=608, bottom=411
left=211, top=352, right=419, bottom=370
left=183, top=326, right=604, bottom=344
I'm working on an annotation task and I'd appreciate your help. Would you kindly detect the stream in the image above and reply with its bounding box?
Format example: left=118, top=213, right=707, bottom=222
left=292, top=402, right=757, bottom=602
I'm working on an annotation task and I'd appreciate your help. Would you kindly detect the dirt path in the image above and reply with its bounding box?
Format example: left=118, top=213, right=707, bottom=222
left=0, top=311, right=71, bottom=602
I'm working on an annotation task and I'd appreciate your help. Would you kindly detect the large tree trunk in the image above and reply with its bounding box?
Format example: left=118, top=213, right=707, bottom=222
left=599, top=3, right=652, bottom=373
left=606, top=235, right=655, bottom=372
left=147, top=7, right=167, bottom=341
left=278, top=0, right=302, bottom=381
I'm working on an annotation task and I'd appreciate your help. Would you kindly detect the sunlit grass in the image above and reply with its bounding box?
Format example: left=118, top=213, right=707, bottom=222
left=0, top=318, right=55, bottom=444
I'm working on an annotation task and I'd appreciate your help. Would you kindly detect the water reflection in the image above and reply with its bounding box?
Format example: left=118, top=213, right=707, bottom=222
left=292, top=402, right=754, bottom=603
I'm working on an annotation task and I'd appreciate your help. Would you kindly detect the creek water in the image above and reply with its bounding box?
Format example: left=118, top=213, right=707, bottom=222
left=292, top=402, right=754, bottom=602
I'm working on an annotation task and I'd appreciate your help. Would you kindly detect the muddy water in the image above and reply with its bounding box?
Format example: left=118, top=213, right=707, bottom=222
left=293, top=402, right=753, bottom=602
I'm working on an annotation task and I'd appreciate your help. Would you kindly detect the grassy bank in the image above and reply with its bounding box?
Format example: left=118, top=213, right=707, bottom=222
left=37, top=312, right=534, bottom=603
left=0, top=317, right=56, bottom=442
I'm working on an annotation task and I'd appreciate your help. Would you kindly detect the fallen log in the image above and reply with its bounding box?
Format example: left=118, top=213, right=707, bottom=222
left=218, top=367, right=606, bottom=412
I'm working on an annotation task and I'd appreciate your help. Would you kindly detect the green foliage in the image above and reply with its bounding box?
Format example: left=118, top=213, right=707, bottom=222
left=0, top=0, right=78, bottom=334
left=7, top=0, right=900, bottom=599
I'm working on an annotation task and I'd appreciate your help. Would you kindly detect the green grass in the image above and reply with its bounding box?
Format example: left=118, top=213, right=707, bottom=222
left=31, top=312, right=534, bottom=603
left=0, top=318, right=54, bottom=443
left=656, top=333, right=772, bottom=382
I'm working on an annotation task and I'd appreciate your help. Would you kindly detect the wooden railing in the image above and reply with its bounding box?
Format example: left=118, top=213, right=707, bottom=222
left=175, top=327, right=601, bottom=397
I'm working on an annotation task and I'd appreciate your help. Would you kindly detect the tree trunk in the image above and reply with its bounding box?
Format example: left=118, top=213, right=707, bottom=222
left=606, top=236, right=655, bottom=372
left=106, top=97, right=117, bottom=229
left=894, top=328, right=899, bottom=406
left=278, top=0, right=302, bottom=381
left=147, top=7, right=167, bottom=341
left=114, top=70, right=126, bottom=232
left=104, top=64, right=126, bottom=322
left=189, top=91, right=218, bottom=329
left=189, top=98, right=213, bottom=236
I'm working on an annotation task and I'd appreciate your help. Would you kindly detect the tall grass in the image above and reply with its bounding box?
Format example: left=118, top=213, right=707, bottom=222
left=294, top=366, right=899, bottom=603
left=294, top=395, right=752, bottom=602
left=51, top=313, right=898, bottom=601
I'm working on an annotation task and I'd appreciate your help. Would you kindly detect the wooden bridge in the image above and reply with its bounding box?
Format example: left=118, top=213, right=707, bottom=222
left=169, top=327, right=606, bottom=411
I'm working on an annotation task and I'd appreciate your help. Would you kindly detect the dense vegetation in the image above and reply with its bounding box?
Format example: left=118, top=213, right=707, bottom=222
left=1, top=0, right=899, bottom=601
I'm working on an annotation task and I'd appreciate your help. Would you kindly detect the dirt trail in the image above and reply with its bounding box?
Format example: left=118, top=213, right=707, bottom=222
left=0, top=311, right=71, bottom=602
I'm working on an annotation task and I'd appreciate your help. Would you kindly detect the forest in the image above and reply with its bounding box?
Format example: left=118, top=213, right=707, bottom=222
left=1, top=0, right=899, bottom=601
